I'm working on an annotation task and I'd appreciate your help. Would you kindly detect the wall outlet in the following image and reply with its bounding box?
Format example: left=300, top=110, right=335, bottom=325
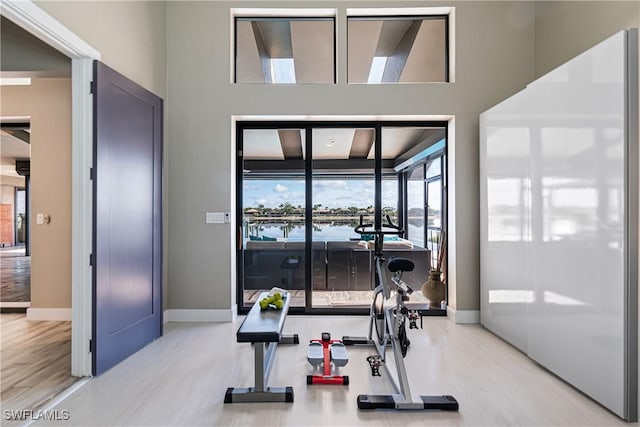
left=205, top=212, right=227, bottom=224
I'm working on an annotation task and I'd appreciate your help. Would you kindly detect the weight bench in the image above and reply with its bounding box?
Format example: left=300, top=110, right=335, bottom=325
left=225, top=291, right=299, bottom=403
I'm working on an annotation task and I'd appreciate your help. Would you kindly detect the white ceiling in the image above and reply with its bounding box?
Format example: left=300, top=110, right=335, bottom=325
left=242, top=127, right=443, bottom=161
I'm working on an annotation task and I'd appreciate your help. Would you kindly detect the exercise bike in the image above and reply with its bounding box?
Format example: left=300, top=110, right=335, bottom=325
left=343, top=216, right=459, bottom=411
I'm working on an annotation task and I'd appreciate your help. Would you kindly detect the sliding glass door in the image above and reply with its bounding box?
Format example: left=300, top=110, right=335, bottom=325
left=237, top=121, right=448, bottom=314
left=240, top=128, right=307, bottom=308
left=311, top=127, right=375, bottom=309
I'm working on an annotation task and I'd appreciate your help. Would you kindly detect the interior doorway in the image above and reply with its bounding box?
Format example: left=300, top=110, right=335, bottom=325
left=237, top=120, right=448, bottom=315
left=0, top=13, right=76, bottom=414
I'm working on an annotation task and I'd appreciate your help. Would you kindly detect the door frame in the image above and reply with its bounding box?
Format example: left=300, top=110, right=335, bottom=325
left=235, top=118, right=450, bottom=315
left=2, top=0, right=100, bottom=377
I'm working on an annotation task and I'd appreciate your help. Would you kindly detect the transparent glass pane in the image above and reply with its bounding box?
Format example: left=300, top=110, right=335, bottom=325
left=348, top=16, right=447, bottom=83
left=427, top=178, right=443, bottom=271
left=312, top=128, right=374, bottom=308
left=242, top=128, right=306, bottom=308
left=380, top=127, right=445, bottom=296
left=236, top=18, right=335, bottom=84
left=407, top=167, right=425, bottom=248
left=426, top=157, right=441, bottom=178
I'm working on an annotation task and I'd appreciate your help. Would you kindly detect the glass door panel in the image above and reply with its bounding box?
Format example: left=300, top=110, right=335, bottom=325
left=311, top=127, right=374, bottom=308
left=407, top=167, right=425, bottom=248
left=381, top=127, right=439, bottom=298
left=427, top=177, right=443, bottom=270
left=241, top=128, right=306, bottom=308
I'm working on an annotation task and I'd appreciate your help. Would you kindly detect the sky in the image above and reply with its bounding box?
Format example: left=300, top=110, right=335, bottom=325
left=243, top=179, right=403, bottom=209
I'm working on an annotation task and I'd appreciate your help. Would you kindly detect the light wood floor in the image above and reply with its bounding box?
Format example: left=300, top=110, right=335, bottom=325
left=0, top=314, right=76, bottom=419
left=34, top=316, right=627, bottom=426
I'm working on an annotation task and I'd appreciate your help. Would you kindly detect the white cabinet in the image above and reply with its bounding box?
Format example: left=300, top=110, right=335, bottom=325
left=480, top=29, right=638, bottom=420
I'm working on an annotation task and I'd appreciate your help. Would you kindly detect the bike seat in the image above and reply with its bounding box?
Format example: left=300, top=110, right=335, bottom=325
left=387, top=257, right=414, bottom=272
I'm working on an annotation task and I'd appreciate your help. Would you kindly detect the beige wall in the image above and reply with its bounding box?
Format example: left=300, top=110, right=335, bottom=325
left=534, top=1, right=640, bottom=78
left=0, top=80, right=72, bottom=308
left=29, top=78, right=72, bottom=308
left=0, top=85, right=32, bottom=117
left=166, top=1, right=535, bottom=312
left=35, top=1, right=167, bottom=98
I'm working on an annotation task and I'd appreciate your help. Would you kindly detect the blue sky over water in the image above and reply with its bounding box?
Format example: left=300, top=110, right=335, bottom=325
left=243, top=179, right=401, bottom=209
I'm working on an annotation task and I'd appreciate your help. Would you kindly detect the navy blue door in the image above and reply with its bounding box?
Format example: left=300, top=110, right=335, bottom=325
left=93, top=61, right=163, bottom=375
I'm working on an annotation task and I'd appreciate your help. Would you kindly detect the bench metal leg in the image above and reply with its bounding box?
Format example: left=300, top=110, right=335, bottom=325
left=225, top=340, right=296, bottom=404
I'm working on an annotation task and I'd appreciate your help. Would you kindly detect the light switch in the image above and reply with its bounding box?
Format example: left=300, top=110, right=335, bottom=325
left=36, top=213, right=51, bottom=225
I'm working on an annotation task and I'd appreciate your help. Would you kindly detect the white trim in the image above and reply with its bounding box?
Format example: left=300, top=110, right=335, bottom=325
left=0, top=301, right=30, bottom=308
left=0, top=77, right=31, bottom=85
left=71, top=58, right=94, bottom=377
left=346, top=7, right=454, bottom=17
left=0, top=116, right=31, bottom=123
left=21, top=378, right=91, bottom=427
left=26, top=308, right=72, bottom=321
left=166, top=309, right=234, bottom=323
left=447, top=306, right=480, bottom=324
left=233, top=114, right=454, bottom=122
left=0, top=1, right=100, bottom=60
left=232, top=8, right=337, bottom=18
left=163, top=309, right=169, bottom=324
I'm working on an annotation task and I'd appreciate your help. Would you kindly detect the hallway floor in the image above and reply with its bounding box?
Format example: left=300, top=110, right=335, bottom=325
left=0, top=246, right=30, bottom=303
left=0, top=313, right=76, bottom=421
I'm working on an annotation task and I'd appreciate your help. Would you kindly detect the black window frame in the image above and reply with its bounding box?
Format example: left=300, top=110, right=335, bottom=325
left=236, top=120, right=448, bottom=316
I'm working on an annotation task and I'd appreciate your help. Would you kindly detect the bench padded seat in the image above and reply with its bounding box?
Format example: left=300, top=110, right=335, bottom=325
left=237, top=292, right=290, bottom=343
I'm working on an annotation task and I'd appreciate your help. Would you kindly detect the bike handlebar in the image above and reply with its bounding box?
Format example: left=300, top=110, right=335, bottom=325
left=354, top=215, right=404, bottom=236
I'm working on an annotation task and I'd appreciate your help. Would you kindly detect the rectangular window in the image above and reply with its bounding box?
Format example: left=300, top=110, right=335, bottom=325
left=235, top=17, right=335, bottom=84
left=347, top=15, right=449, bottom=83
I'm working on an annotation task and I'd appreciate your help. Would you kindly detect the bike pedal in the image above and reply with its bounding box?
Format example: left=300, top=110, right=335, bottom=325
left=366, top=355, right=383, bottom=377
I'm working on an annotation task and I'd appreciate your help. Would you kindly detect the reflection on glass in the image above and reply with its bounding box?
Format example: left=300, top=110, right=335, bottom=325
left=236, top=18, right=335, bottom=84
left=348, top=16, right=447, bottom=83
left=488, top=289, right=535, bottom=304
left=543, top=291, right=588, bottom=307
left=407, top=167, right=425, bottom=248
left=242, top=128, right=306, bottom=308
left=487, top=178, right=529, bottom=242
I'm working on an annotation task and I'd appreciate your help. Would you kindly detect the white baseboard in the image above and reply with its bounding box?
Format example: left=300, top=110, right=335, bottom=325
left=0, top=301, right=31, bottom=308
left=163, top=309, right=169, bottom=324
left=26, top=307, right=72, bottom=321
left=165, top=309, right=234, bottom=323
left=447, top=306, right=480, bottom=324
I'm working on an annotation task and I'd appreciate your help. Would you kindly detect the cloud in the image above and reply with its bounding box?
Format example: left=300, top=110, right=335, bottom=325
left=273, top=184, right=288, bottom=193
left=256, top=198, right=267, bottom=205
left=315, top=180, right=347, bottom=188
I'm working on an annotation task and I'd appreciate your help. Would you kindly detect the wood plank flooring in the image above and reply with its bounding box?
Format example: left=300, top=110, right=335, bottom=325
left=0, top=314, right=76, bottom=419
left=35, top=316, right=627, bottom=426
left=0, top=246, right=30, bottom=303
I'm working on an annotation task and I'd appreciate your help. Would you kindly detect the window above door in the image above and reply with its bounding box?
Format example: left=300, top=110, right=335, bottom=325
left=234, top=10, right=336, bottom=84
